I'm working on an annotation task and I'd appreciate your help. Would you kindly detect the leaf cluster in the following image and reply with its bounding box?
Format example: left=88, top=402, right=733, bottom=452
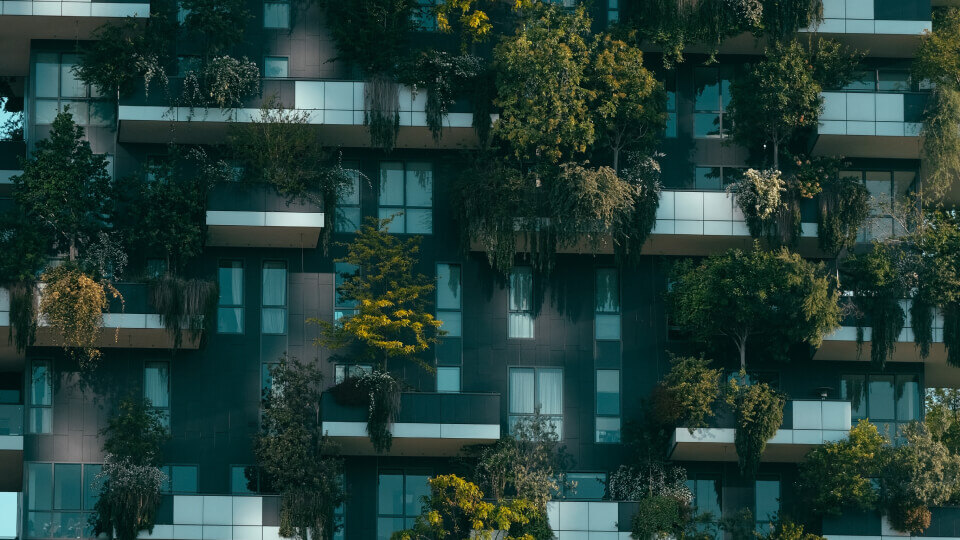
left=724, top=374, right=786, bottom=476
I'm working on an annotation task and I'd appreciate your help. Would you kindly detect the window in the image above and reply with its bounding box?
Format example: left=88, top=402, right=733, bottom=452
left=336, top=162, right=362, bottom=233
left=29, top=360, right=52, bottom=434
left=755, top=478, right=780, bottom=533
left=26, top=462, right=101, bottom=539
left=436, top=263, right=462, bottom=391
left=508, top=266, right=534, bottom=338
left=334, top=364, right=373, bottom=384
left=509, top=367, right=563, bottom=437
left=34, top=52, right=112, bottom=127
left=231, top=465, right=259, bottom=494
left=694, top=166, right=746, bottom=190
left=412, top=0, right=437, bottom=31
left=595, top=269, right=620, bottom=340
left=378, top=162, right=433, bottom=234
left=334, top=474, right=346, bottom=540
left=607, top=0, right=619, bottom=22
left=595, top=269, right=621, bottom=443
left=687, top=475, right=722, bottom=538
left=334, top=262, right=359, bottom=320
left=144, top=362, right=170, bottom=428
left=263, top=0, right=290, bottom=28
left=161, top=465, right=199, bottom=493
left=665, top=72, right=677, bottom=138
left=841, top=373, right=920, bottom=439
left=596, top=370, right=621, bottom=443
left=264, top=56, right=289, bottom=78
left=693, top=67, right=732, bottom=139
left=377, top=471, right=431, bottom=540
left=177, top=1, right=190, bottom=23
left=560, top=472, right=607, bottom=499
left=218, top=260, right=244, bottom=333
left=262, top=261, right=287, bottom=334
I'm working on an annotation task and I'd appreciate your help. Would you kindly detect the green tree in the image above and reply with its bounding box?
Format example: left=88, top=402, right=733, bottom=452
left=926, top=388, right=960, bottom=455
left=73, top=16, right=175, bottom=99
left=312, top=217, right=442, bottom=371
left=668, top=246, right=840, bottom=370
left=255, top=357, right=345, bottom=540
left=323, top=0, right=417, bottom=74
left=91, top=397, right=169, bottom=540
left=180, top=0, right=250, bottom=58
left=724, top=375, right=785, bottom=476
left=13, top=111, right=112, bottom=261
left=727, top=40, right=821, bottom=170
left=912, top=211, right=960, bottom=366
left=493, top=4, right=594, bottom=163
left=795, top=420, right=887, bottom=519
left=651, top=355, right=722, bottom=431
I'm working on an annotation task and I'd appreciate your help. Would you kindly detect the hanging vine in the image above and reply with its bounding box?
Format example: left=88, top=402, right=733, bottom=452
left=328, top=371, right=402, bottom=453
left=149, top=276, right=218, bottom=350
left=724, top=374, right=785, bottom=477
left=398, top=51, right=483, bottom=142
left=818, top=173, right=870, bottom=256
left=364, top=74, right=401, bottom=152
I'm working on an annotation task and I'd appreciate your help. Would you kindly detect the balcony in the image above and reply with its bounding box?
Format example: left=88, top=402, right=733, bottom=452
left=668, top=399, right=852, bottom=462
left=801, top=0, right=931, bottom=57
left=320, top=392, right=501, bottom=456
left=34, top=282, right=201, bottom=350
left=0, top=404, right=23, bottom=493
left=0, top=491, right=19, bottom=539
left=822, top=507, right=960, bottom=539
left=141, top=495, right=283, bottom=540
left=0, top=140, right=24, bottom=193
left=812, top=91, right=927, bottom=159
left=547, top=501, right=634, bottom=539
left=206, top=183, right=325, bottom=249
left=117, top=79, right=487, bottom=149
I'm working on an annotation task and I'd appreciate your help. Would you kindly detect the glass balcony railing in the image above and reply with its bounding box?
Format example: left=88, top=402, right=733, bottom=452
left=0, top=404, right=24, bottom=436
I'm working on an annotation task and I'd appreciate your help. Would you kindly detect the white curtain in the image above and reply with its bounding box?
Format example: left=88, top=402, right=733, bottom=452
left=144, top=363, right=170, bottom=408
left=538, top=369, right=563, bottom=416
left=509, top=267, right=532, bottom=311
left=509, top=369, right=535, bottom=414
left=219, top=264, right=243, bottom=305
left=262, top=263, right=286, bottom=306
left=261, top=308, right=286, bottom=334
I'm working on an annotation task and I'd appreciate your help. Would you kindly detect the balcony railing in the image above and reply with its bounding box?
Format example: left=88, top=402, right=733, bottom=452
left=206, top=183, right=326, bottom=248
left=0, top=404, right=23, bottom=437
left=803, top=0, right=931, bottom=37
left=814, top=90, right=928, bottom=158
left=0, top=140, right=24, bottom=185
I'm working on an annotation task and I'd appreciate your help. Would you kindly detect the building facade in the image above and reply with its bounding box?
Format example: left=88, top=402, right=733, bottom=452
left=0, top=0, right=950, bottom=539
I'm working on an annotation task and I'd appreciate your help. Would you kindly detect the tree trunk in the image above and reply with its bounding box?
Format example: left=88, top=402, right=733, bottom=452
left=738, top=340, right=747, bottom=371
left=612, top=147, right=619, bottom=173
left=772, top=139, right=779, bottom=170
left=69, top=237, right=77, bottom=262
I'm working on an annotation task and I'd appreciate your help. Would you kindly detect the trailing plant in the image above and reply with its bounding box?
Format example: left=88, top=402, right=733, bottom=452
left=728, top=169, right=788, bottom=244
left=398, top=51, right=483, bottom=142
left=364, top=73, right=401, bottom=152
left=817, top=173, right=870, bottom=256
left=651, top=355, right=721, bottom=431
left=669, top=245, right=840, bottom=369
left=256, top=357, right=345, bottom=540
left=91, top=397, right=169, bottom=540
left=149, top=276, right=218, bottom=349
left=8, top=281, right=37, bottom=354
left=912, top=210, right=960, bottom=366
left=39, top=264, right=122, bottom=370
left=80, top=232, right=129, bottom=281
left=0, top=209, right=48, bottom=352
left=179, top=0, right=251, bottom=58
left=841, top=242, right=912, bottom=368
left=328, top=371, right=401, bottom=453
left=322, top=0, right=417, bottom=74
left=761, top=519, right=826, bottom=540
left=180, top=56, right=260, bottom=113
left=608, top=462, right=693, bottom=504
left=632, top=495, right=689, bottom=540
left=549, top=162, right=635, bottom=253
left=795, top=420, right=887, bottom=520
left=390, top=474, right=543, bottom=540
left=311, top=217, right=443, bottom=372
left=73, top=16, right=175, bottom=99
left=724, top=374, right=786, bottom=476
left=614, top=152, right=663, bottom=267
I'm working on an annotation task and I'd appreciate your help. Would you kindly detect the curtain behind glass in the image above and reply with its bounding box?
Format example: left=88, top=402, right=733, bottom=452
left=144, top=363, right=170, bottom=408
left=509, top=369, right=534, bottom=414
left=538, top=369, right=563, bottom=415
left=510, top=267, right=533, bottom=311
left=219, top=262, right=243, bottom=305
left=31, top=362, right=51, bottom=406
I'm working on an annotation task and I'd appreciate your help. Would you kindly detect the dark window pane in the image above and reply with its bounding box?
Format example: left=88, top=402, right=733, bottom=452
left=53, top=463, right=81, bottom=510
left=83, top=464, right=103, bottom=510
left=172, top=466, right=197, bottom=493
left=694, top=68, right=720, bottom=111
left=869, top=375, right=896, bottom=421
left=841, top=375, right=867, bottom=419
left=28, top=463, right=53, bottom=510
left=378, top=474, right=403, bottom=516
left=896, top=375, right=920, bottom=422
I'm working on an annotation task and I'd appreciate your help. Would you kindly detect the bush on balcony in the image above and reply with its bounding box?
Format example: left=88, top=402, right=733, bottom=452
left=651, top=355, right=722, bottom=432
left=912, top=210, right=960, bottom=366
left=0, top=208, right=49, bottom=352
left=179, top=0, right=251, bottom=58
left=668, top=246, right=840, bottom=370
left=90, top=397, right=169, bottom=540
left=256, top=358, right=345, bottom=540
left=817, top=173, right=870, bottom=257
left=724, top=374, right=785, bottom=476
left=149, top=276, right=218, bottom=350
left=398, top=51, right=483, bottom=142
left=328, top=371, right=401, bottom=453
left=180, top=56, right=260, bottom=113
left=323, top=0, right=417, bottom=75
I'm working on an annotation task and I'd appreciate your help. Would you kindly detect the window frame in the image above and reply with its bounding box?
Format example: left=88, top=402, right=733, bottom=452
left=28, top=359, right=52, bottom=434
left=507, top=266, right=535, bottom=339
left=25, top=462, right=103, bottom=539
left=263, top=56, right=289, bottom=79
left=335, top=161, right=362, bottom=233
left=261, top=260, right=288, bottom=335
left=377, top=161, right=434, bottom=234
left=144, top=361, right=171, bottom=429
left=217, top=259, right=245, bottom=334
left=263, top=0, right=291, bottom=29
left=508, top=366, right=563, bottom=437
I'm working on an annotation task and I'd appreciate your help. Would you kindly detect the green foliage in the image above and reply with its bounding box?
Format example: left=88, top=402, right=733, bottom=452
left=323, top=0, right=417, bottom=74
left=364, top=73, right=401, bottom=152
left=914, top=8, right=960, bottom=89
left=466, top=412, right=572, bottom=511
left=669, top=246, right=840, bottom=369
left=632, top=496, right=688, bottom=540
left=841, top=243, right=912, bottom=367
left=180, top=56, right=260, bottom=112
left=727, top=40, right=822, bottom=170
left=8, top=281, right=37, bottom=353
left=312, top=217, right=442, bottom=371
left=925, top=388, right=960, bottom=455
left=761, top=520, right=826, bottom=540
left=13, top=111, right=112, bottom=261
left=399, top=51, right=483, bottom=142
left=73, top=17, right=174, bottom=99
left=724, top=375, right=786, bottom=476
left=494, top=4, right=594, bottom=163
left=256, top=358, right=345, bottom=540
left=651, top=355, right=721, bottom=431
left=328, top=371, right=402, bottom=453
left=391, top=474, right=544, bottom=540
left=809, top=37, right=865, bottom=90
left=180, top=0, right=250, bottom=57
left=729, top=169, right=790, bottom=244
left=0, top=207, right=48, bottom=284
left=91, top=397, right=169, bottom=540
left=796, top=420, right=887, bottom=519
left=817, top=173, right=870, bottom=256
left=911, top=211, right=960, bottom=365
left=149, top=276, right=218, bottom=350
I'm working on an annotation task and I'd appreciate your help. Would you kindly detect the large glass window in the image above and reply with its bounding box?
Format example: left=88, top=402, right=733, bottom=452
left=262, top=261, right=287, bottom=334
left=29, top=360, right=52, bottom=434
left=412, top=0, right=437, bottom=30
left=263, top=56, right=289, bottom=78
left=509, top=367, right=563, bottom=437
left=144, top=362, right=170, bottom=428
left=263, top=0, right=290, bottom=28
left=436, top=263, right=463, bottom=390
left=560, top=472, right=607, bottom=500
left=841, top=373, right=920, bottom=439
left=687, top=475, right=722, bottom=538
left=161, top=465, right=198, bottom=494
left=218, top=260, right=244, bottom=333
left=33, top=52, right=112, bottom=127
left=334, top=364, right=373, bottom=384
left=378, top=162, right=433, bottom=234
left=508, top=266, right=534, bottom=339
left=336, top=163, right=362, bottom=233
left=693, top=67, right=732, bottom=139
left=595, top=269, right=621, bottom=443
left=26, top=462, right=101, bottom=539
left=755, top=478, right=780, bottom=533
left=377, top=471, right=430, bottom=540
left=334, top=262, right=359, bottom=320
left=231, top=465, right=258, bottom=494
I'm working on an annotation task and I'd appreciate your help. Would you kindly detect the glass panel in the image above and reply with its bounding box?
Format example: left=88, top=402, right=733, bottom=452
left=405, top=208, right=432, bottom=234
left=896, top=375, right=920, bottom=422
left=377, top=517, right=405, bottom=540
left=217, top=307, right=243, bottom=334
left=695, top=167, right=723, bottom=190
left=28, top=463, right=53, bottom=510
left=144, top=362, right=170, bottom=408
left=566, top=473, right=606, bottom=499
left=841, top=375, right=867, bottom=418
left=336, top=207, right=361, bottom=233
left=437, top=264, right=461, bottom=309
left=878, top=70, right=910, bottom=92
left=32, top=362, right=52, bottom=406
left=61, top=101, right=89, bottom=125
left=340, top=167, right=361, bottom=205
left=379, top=162, right=405, bottom=206
left=509, top=267, right=533, bottom=311
left=60, top=55, right=86, bottom=98
left=171, top=466, right=197, bottom=493
left=596, top=340, right=621, bottom=368
left=262, top=262, right=287, bottom=307
left=755, top=479, right=780, bottom=524
left=35, top=100, right=60, bottom=124
left=219, top=261, right=243, bottom=305
left=666, top=113, right=677, bottom=138
left=404, top=474, right=431, bottom=516
left=509, top=368, right=535, bottom=414
left=335, top=263, right=358, bottom=309
left=869, top=375, right=896, bottom=421
left=435, top=338, right=461, bottom=365
left=378, top=207, right=405, bottom=233
left=437, top=367, right=460, bottom=393
left=30, top=408, right=52, bottom=434
left=89, top=102, right=115, bottom=127
left=596, top=370, right=620, bottom=415
left=377, top=473, right=404, bottom=515
left=695, top=477, right=722, bottom=518
left=595, top=269, right=619, bottom=313
left=261, top=308, right=287, bottom=334
left=694, top=113, right=722, bottom=138
left=405, top=163, right=433, bottom=207
left=437, top=311, right=461, bottom=337
left=264, top=57, right=289, bottom=78
left=865, top=171, right=892, bottom=209
left=35, top=53, right=60, bottom=98
left=844, top=71, right=875, bottom=91
left=596, top=416, right=621, bottom=443
left=720, top=77, right=732, bottom=110
left=508, top=313, right=534, bottom=338
left=538, top=369, right=563, bottom=416
left=263, top=2, right=290, bottom=28
left=694, top=68, right=719, bottom=111
left=232, top=466, right=255, bottom=494
left=595, top=314, right=621, bottom=340
left=54, top=464, right=81, bottom=510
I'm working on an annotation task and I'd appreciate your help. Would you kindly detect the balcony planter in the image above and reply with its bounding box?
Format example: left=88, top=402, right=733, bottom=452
left=205, top=182, right=325, bottom=248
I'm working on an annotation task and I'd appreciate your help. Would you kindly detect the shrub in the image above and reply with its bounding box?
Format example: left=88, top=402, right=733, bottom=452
left=328, top=372, right=401, bottom=453
left=725, top=375, right=785, bottom=476
left=652, top=355, right=721, bottom=431
left=632, top=495, right=687, bottom=540
left=608, top=462, right=692, bottom=504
